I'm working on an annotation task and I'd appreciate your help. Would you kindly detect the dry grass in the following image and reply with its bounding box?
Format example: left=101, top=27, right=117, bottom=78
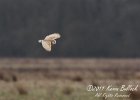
left=11, top=73, right=18, bottom=82
left=72, top=75, right=83, bottom=82
left=90, top=81, right=99, bottom=87
left=15, top=82, right=28, bottom=95
left=0, top=58, right=139, bottom=100
left=129, top=91, right=140, bottom=100
left=0, top=71, right=18, bottom=82
left=0, top=71, right=12, bottom=82
left=62, top=86, right=73, bottom=95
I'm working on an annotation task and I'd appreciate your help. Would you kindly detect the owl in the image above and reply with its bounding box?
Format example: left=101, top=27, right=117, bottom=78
left=38, top=33, right=61, bottom=52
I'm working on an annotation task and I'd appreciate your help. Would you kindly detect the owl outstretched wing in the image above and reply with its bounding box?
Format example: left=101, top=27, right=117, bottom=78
left=44, top=33, right=61, bottom=41
left=41, top=40, right=51, bottom=52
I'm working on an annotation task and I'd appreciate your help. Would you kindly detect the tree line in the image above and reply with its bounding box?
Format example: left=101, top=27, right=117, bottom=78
left=0, top=0, right=140, bottom=57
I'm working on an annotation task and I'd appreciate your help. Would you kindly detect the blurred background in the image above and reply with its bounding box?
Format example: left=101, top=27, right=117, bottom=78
left=0, top=0, right=140, bottom=58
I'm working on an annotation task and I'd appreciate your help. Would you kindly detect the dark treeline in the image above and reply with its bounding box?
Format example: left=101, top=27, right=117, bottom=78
left=0, top=0, right=140, bottom=57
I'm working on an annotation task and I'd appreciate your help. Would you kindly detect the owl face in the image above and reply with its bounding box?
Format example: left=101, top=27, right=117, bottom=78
left=38, top=40, right=42, bottom=43
left=38, top=33, right=61, bottom=52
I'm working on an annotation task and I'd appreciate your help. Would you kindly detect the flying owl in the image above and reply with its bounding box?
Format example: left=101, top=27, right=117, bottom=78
left=38, top=33, right=61, bottom=52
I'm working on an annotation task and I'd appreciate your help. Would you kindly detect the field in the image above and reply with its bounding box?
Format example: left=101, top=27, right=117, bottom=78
left=0, top=58, right=140, bottom=100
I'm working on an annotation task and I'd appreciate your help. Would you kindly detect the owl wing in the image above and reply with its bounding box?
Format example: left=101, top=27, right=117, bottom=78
left=44, top=33, right=61, bottom=41
left=41, top=40, right=51, bottom=52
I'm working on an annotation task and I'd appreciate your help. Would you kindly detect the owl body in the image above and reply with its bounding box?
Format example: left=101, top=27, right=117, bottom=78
left=38, top=33, right=61, bottom=52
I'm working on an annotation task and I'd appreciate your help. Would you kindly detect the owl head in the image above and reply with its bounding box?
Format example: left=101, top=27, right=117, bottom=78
left=38, top=40, right=42, bottom=43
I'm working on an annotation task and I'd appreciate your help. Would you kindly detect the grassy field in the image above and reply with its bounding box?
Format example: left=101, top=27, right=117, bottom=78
left=0, top=58, right=140, bottom=100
